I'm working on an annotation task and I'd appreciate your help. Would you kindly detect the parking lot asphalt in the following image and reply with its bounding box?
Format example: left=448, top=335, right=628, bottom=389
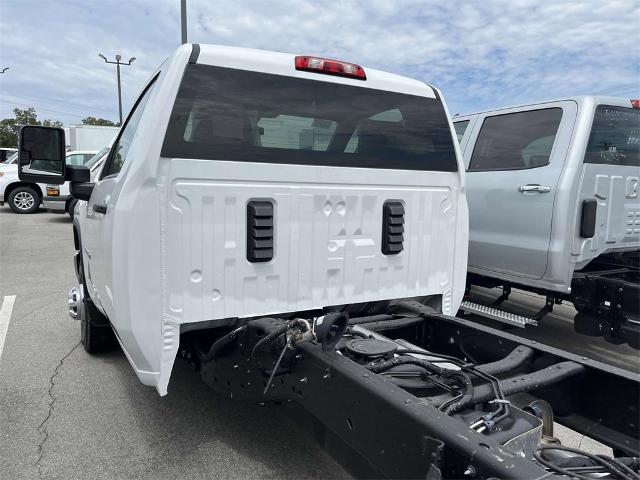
left=0, top=208, right=350, bottom=480
left=1, top=208, right=638, bottom=478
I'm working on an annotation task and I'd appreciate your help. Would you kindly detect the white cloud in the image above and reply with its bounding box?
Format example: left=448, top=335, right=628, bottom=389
left=0, top=0, right=638, bottom=125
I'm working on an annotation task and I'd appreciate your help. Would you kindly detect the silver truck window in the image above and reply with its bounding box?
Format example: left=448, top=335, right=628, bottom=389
left=585, top=105, right=640, bottom=167
left=102, top=79, right=157, bottom=178
left=454, top=121, right=469, bottom=142
left=468, top=108, right=562, bottom=171
left=162, top=64, right=458, bottom=172
left=66, top=153, right=88, bottom=166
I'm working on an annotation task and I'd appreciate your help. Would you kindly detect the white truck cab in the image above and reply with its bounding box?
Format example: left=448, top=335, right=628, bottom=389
left=455, top=97, right=640, bottom=348
left=19, top=44, right=468, bottom=395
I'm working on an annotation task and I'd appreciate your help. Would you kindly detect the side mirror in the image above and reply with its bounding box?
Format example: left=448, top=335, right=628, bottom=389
left=67, top=165, right=94, bottom=201
left=18, top=126, right=66, bottom=184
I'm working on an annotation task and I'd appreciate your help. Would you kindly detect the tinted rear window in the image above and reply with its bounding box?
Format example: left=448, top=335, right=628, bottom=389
left=585, top=105, right=640, bottom=166
left=161, top=64, right=458, bottom=171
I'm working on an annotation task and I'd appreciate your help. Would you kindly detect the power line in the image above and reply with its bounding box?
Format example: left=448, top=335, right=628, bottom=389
left=0, top=99, right=99, bottom=120
left=1, top=92, right=115, bottom=116
left=592, top=83, right=640, bottom=95
left=596, top=87, right=640, bottom=97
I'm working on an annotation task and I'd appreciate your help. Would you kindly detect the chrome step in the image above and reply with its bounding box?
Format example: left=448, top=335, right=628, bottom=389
left=460, top=300, right=537, bottom=328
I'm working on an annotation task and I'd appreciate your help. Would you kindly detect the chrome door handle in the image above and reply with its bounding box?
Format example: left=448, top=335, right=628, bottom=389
left=519, top=184, right=551, bottom=193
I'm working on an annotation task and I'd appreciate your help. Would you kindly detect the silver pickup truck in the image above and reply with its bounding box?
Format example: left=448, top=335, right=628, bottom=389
left=454, top=97, right=640, bottom=349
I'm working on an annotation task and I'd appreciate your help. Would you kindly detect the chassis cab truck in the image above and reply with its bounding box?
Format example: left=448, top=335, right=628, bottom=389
left=18, top=46, right=639, bottom=478
left=454, top=98, right=640, bottom=349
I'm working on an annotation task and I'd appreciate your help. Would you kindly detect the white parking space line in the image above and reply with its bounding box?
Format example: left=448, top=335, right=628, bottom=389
left=0, top=295, right=16, bottom=360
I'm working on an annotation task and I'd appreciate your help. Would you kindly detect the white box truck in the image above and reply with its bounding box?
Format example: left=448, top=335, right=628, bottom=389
left=64, top=125, right=119, bottom=152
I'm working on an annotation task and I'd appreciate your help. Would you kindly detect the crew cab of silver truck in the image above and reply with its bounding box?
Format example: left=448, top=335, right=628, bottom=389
left=17, top=47, right=639, bottom=478
left=455, top=97, right=640, bottom=348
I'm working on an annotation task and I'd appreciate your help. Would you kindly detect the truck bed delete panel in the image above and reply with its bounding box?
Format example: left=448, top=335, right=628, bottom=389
left=162, top=173, right=458, bottom=323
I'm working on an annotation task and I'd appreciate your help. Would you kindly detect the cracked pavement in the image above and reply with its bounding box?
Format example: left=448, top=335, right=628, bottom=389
left=0, top=209, right=350, bottom=479
left=35, top=342, right=81, bottom=477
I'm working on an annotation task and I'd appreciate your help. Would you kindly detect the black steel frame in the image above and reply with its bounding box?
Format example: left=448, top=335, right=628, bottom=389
left=193, top=311, right=639, bottom=479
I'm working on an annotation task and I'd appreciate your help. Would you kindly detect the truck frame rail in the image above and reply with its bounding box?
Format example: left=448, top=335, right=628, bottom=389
left=178, top=302, right=640, bottom=479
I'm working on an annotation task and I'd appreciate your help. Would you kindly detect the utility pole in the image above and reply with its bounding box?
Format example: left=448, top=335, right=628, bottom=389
left=181, top=0, right=188, bottom=44
left=98, top=54, right=136, bottom=125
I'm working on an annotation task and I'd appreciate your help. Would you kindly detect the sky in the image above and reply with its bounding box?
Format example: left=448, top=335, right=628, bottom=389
left=1, top=0, right=639, bottom=126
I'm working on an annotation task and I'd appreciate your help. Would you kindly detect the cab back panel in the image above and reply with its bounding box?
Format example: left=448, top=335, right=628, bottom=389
left=161, top=160, right=459, bottom=323
left=572, top=102, right=640, bottom=267
left=572, top=164, right=640, bottom=264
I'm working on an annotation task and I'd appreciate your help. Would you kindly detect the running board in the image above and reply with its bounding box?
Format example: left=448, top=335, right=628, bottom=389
left=460, top=300, right=538, bottom=328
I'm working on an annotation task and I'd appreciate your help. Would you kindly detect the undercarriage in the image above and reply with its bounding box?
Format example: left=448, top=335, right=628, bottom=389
left=179, top=300, right=640, bottom=479
left=572, top=252, right=639, bottom=350
left=465, top=251, right=640, bottom=349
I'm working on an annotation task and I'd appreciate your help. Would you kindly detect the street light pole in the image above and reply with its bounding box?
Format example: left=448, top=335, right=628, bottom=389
left=116, top=58, right=122, bottom=125
left=98, top=54, right=136, bottom=125
left=181, top=0, right=188, bottom=44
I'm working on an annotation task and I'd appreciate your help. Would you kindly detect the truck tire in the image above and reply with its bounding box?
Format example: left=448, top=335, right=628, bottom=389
left=8, top=186, right=40, bottom=214
left=77, top=255, right=116, bottom=353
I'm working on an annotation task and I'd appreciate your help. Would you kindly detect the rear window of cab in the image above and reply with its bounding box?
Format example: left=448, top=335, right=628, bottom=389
left=161, top=64, right=458, bottom=172
left=585, top=105, right=640, bottom=167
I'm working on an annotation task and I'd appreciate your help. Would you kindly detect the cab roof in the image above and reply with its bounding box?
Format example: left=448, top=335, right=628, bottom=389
left=454, top=95, right=637, bottom=120
left=188, top=44, right=439, bottom=100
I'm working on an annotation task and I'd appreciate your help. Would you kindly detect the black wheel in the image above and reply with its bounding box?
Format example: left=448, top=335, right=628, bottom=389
left=67, top=198, right=78, bottom=220
left=8, top=186, right=40, bottom=214
left=77, top=254, right=116, bottom=353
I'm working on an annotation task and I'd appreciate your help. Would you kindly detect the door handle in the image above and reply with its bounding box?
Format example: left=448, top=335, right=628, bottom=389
left=92, top=203, right=107, bottom=214
left=519, top=184, right=551, bottom=193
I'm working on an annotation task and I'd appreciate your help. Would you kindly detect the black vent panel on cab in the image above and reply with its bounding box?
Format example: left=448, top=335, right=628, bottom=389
left=382, top=201, right=404, bottom=255
left=247, top=200, right=274, bottom=262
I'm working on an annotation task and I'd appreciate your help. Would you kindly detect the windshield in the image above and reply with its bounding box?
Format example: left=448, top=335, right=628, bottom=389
left=3, top=152, right=17, bottom=164
left=162, top=64, right=458, bottom=172
left=85, top=146, right=110, bottom=169
left=585, top=105, right=640, bottom=166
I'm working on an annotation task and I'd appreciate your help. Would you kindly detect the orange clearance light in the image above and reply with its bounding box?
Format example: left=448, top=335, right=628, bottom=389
left=295, top=56, right=366, bottom=80
left=46, top=186, right=60, bottom=196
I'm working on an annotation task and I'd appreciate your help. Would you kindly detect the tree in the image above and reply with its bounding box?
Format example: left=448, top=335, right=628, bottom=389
left=81, top=116, right=117, bottom=127
left=0, top=107, right=63, bottom=148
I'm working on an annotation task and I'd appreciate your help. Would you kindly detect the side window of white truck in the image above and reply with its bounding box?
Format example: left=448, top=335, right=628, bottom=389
left=102, top=79, right=157, bottom=178
left=469, top=108, right=563, bottom=171
left=584, top=105, right=640, bottom=166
